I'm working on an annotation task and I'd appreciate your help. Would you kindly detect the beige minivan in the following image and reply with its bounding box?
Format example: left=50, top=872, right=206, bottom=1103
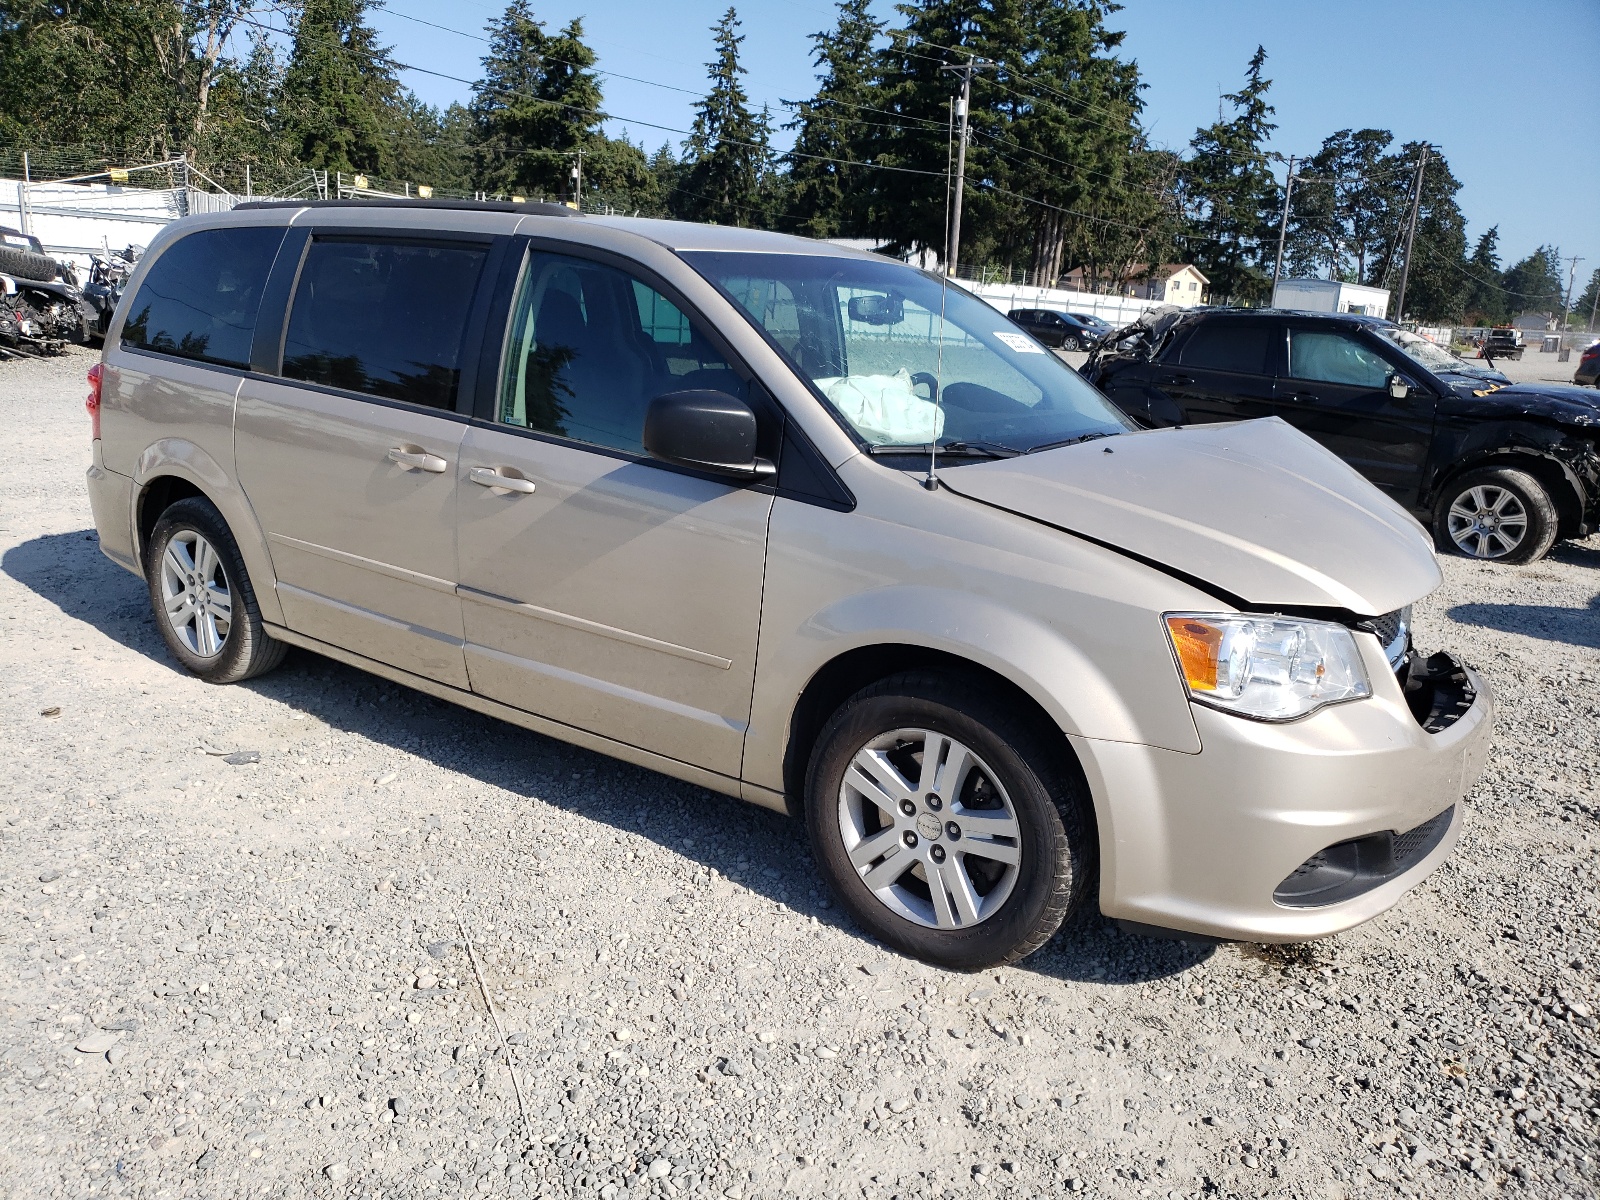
left=85, top=201, right=1493, bottom=969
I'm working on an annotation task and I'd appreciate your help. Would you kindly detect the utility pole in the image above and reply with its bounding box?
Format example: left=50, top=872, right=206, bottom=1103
left=18, top=150, right=29, bottom=238
left=1560, top=255, right=1583, bottom=336
left=569, top=148, right=584, bottom=212
left=941, top=58, right=987, bottom=279
left=1394, top=145, right=1429, bottom=322
left=1271, top=155, right=1297, bottom=302
left=1590, top=270, right=1599, bottom=334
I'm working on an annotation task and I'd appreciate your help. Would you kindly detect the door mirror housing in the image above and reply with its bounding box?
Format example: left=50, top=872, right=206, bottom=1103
left=1387, top=374, right=1412, bottom=400
left=643, top=390, right=775, bottom=481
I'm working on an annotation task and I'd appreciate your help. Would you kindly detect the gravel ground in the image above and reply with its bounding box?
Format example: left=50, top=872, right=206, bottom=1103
left=1, top=346, right=1596, bottom=1200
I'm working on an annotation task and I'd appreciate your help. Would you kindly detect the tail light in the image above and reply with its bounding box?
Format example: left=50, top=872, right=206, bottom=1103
left=86, top=362, right=103, bottom=441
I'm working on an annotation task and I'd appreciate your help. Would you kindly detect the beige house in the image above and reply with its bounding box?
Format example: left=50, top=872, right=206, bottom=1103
left=1063, top=263, right=1210, bottom=307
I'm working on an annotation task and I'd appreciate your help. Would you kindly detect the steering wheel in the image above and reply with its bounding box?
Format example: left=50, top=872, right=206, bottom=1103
left=910, top=371, right=939, bottom=401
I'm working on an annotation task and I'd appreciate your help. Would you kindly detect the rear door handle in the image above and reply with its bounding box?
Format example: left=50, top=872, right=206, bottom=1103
left=469, top=466, right=536, bottom=494
left=387, top=446, right=448, bottom=473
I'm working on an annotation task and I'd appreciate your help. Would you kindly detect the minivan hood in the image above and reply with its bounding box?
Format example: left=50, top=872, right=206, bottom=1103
left=939, top=418, right=1440, bottom=615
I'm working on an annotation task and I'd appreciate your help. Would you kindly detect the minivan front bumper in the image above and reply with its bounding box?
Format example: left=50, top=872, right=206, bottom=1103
left=1073, top=638, right=1494, bottom=943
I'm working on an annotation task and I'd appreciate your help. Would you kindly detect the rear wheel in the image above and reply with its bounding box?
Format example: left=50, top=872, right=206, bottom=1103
left=1433, top=467, right=1558, bottom=565
left=146, top=497, right=287, bottom=682
left=805, top=671, right=1093, bottom=971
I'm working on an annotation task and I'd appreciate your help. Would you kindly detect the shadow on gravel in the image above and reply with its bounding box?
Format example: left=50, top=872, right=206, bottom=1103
left=7, top=527, right=1210, bottom=985
left=1447, top=592, right=1600, bottom=649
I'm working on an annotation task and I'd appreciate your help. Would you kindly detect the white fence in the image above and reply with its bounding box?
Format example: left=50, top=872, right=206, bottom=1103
left=960, top=279, right=1166, bottom=327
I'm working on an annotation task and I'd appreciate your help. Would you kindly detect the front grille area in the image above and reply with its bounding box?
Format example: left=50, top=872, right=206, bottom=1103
left=1273, top=805, right=1456, bottom=908
left=1359, top=605, right=1412, bottom=671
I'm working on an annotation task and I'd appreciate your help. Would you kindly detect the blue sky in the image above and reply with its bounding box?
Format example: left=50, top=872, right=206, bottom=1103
left=372, top=0, right=1598, bottom=280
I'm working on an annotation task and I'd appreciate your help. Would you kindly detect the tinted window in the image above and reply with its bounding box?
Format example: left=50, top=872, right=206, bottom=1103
left=1287, top=329, right=1390, bottom=388
left=121, top=226, right=283, bottom=368
left=282, top=239, right=487, bottom=409
left=1178, top=322, right=1274, bottom=374
left=499, top=251, right=746, bottom=454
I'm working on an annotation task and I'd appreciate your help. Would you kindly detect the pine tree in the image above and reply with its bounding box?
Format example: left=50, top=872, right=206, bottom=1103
left=280, top=0, right=400, bottom=176
left=1501, top=247, right=1565, bottom=320
left=1182, top=46, right=1279, bottom=305
left=1575, top=267, right=1600, bottom=333
left=471, top=4, right=603, bottom=201
left=783, top=0, right=882, bottom=239
left=678, top=8, right=773, bottom=227
left=1463, top=227, right=1507, bottom=325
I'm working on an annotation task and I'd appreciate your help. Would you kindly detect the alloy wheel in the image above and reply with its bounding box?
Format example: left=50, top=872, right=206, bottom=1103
left=159, top=530, right=233, bottom=658
left=1446, top=484, right=1528, bottom=560
left=837, top=728, right=1022, bottom=930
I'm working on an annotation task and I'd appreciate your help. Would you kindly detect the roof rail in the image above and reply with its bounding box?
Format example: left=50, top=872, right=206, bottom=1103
left=232, top=197, right=580, bottom=218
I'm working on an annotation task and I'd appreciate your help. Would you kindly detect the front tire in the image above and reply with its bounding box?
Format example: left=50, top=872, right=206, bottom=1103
left=805, top=671, right=1093, bottom=971
left=146, top=497, right=287, bottom=682
left=1061, top=335, right=1081, bottom=352
left=1433, top=466, right=1558, bottom=565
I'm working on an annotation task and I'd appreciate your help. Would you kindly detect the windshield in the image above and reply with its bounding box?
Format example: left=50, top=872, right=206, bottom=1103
left=1380, top=328, right=1468, bottom=373
left=682, top=251, right=1133, bottom=454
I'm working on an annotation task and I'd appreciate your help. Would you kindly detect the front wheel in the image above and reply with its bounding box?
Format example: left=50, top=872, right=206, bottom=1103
left=805, top=672, right=1094, bottom=971
left=1060, top=335, right=1081, bottom=352
left=1433, top=466, right=1558, bottom=565
left=146, top=496, right=287, bottom=682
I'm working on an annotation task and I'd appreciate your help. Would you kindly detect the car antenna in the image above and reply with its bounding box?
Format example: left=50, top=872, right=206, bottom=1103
left=925, top=276, right=950, bottom=492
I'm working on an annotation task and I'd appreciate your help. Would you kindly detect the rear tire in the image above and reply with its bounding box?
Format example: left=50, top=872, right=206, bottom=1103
left=1432, top=466, right=1558, bottom=565
left=805, top=671, right=1094, bottom=971
left=146, top=496, right=287, bottom=682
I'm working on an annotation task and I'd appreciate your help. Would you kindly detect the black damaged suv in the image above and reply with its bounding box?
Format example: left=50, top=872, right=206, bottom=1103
left=1084, top=308, right=1600, bottom=565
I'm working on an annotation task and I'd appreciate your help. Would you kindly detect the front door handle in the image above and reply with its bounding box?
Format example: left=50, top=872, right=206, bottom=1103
left=1159, top=374, right=1194, bottom=386
left=387, top=446, right=448, bottom=473
left=469, top=466, right=536, bottom=494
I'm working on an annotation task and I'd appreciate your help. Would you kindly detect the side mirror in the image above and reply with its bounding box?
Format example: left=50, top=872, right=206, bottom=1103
left=643, top=390, right=775, bottom=482
left=1387, top=374, right=1412, bottom=400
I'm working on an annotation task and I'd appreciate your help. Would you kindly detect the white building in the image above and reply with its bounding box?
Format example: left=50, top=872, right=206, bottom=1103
left=1271, top=277, right=1391, bottom=319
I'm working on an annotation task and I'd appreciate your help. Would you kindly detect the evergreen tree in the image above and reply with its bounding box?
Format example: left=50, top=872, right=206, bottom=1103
left=280, top=0, right=401, bottom=176
left=1575, top=267, right=1600, bottom=333
left=1501, top=247, right=1565, bottom=320
left=1182, top=46, right=1279, bottom=305
left=783, top=0, right=882, bottom=239
left=471, top=4, right=603, bottom=201
left=1463, top=227, right=1507, bottom=325
left=678, top=8, right=774, bottom=227
left=1372, top=142, right=1468, bottom=321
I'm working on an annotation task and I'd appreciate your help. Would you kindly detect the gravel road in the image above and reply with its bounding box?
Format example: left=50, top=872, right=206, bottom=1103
left=2, top=347, right=1596, bottom=1200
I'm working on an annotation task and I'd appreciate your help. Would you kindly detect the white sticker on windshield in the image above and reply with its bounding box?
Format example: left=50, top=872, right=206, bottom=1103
left=994, top=331, right=1045, bottom=354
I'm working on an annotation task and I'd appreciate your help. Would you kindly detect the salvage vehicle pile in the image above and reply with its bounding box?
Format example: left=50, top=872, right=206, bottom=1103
left=1, top=339, right=1596, bottom=1197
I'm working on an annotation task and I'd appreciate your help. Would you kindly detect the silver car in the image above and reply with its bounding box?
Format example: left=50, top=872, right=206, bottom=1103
left=84, top=202, right=1493, bottom=970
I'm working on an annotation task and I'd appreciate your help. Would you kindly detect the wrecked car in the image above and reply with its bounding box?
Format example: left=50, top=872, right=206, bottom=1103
left=1085, top=307, right=1599, bottom=564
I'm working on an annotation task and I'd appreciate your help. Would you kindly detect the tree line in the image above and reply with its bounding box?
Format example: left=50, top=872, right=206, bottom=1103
left=0, top=0, right=1582, bottom=325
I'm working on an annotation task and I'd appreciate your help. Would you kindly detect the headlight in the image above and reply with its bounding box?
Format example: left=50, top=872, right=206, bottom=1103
left=1164, top=612, right=1372, bottom=721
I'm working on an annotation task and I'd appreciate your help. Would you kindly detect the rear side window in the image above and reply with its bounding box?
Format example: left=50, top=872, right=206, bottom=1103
left=1178, top=322, right=1274, bottom=374
left=282, top=238, right=488, bottom=410
left=121, top=226, right=284, bottom=368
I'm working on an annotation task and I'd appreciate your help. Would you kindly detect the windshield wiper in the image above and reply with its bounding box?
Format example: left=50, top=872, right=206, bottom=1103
left=1025, top=430, right=1117, bottom=454
left=866, top=440, right=1021, bottom=458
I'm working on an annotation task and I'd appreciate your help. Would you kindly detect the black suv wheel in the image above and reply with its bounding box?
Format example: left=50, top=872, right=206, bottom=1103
left=805, top=671, right=1094, bottom=971
left=1433, top=467, right=1558, bottom=565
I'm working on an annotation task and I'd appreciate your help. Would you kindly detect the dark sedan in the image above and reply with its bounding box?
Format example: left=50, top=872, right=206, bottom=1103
left=1084, top=308, right=1600, bottom=565
left=1575, top=341, right=1599, bottom=388
left=1007, top=308, right=1105, bottom=351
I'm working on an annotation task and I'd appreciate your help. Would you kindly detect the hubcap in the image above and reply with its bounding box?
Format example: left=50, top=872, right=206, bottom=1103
left=159, top=531, right=233, bottom=658
left=1447, top=485, right=1528, bottom=559
left=837, top=728, right=1022, bottom=930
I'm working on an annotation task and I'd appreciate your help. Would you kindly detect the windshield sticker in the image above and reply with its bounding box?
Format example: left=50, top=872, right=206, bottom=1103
left=992, top=331, right=1043, bottom=355
left=993, top=331, right=1045, bottom=354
